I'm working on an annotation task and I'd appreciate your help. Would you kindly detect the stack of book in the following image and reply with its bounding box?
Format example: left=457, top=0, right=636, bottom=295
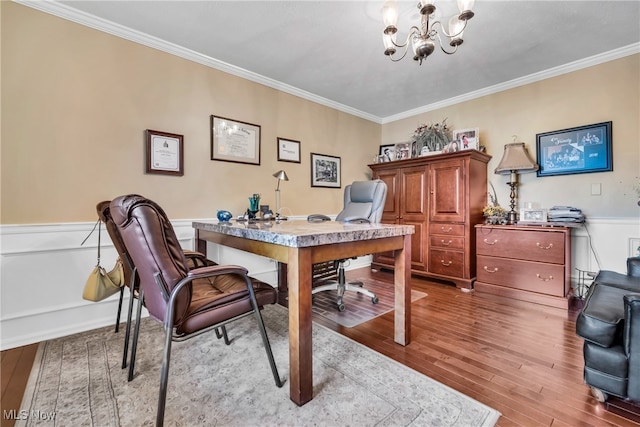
left=548, top=206, right=585, bottom=223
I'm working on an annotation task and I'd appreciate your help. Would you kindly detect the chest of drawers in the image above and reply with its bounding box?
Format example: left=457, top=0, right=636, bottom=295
left=475, top=225, right=571, bottom=309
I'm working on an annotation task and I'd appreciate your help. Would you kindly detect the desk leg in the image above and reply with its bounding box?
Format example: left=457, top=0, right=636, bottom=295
left=394, top=234, right=411, bottom=345
left=287, top=247, right=313, bottom=406
left=195, top=231, right=207, bottom=255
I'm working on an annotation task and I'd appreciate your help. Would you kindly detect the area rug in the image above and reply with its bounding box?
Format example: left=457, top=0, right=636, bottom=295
left=312, top=277, right=428, bottom=328
left=18, top=304, right=500, bottom=427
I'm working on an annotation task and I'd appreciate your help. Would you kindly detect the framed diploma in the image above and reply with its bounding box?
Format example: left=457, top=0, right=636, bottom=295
left=211, top=115, right=261, bottom=165
left=145, top=129, right=184, bottom=176
left=277, top=137, right=301, bottom=163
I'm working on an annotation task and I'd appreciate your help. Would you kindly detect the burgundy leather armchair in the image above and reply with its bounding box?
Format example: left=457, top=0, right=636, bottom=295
left=109, top=194, right=282, bottom=426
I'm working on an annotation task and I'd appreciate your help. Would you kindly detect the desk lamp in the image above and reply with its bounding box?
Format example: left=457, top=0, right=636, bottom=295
left=273, top=170, right=289, bottom=220
left=494, top=142, right=539, bottom=225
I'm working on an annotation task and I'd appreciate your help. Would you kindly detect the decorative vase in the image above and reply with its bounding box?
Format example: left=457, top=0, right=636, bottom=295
left=217, top=210, right=232, bottom=222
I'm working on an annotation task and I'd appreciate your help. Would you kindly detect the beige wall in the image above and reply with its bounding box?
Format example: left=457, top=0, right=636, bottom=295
left=383, top=55, right=640, bottom=218
left=1, top=2, right=381, bottom=224
left=2, top=2, right=639, bottom=224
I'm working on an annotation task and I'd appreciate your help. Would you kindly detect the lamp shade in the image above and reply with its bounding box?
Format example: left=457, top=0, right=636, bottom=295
left=494, top=143, right=539, bottom=175
left=273, top=170, right=289, bottom=181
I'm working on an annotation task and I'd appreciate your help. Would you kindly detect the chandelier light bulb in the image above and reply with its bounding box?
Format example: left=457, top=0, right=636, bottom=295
left=448, top=15, right=465, bottom=46
left=382, top=0, right=398, bottom=34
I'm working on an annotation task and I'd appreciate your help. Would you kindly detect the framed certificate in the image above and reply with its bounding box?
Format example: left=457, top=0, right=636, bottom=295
left=145, top=129, right=184, bottom=176
left=277, top=137, right=301, bottom=163
left=211, top=115, right=261, bottom=165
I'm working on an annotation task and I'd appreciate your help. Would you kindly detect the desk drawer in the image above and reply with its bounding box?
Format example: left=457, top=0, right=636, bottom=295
left=429, top=223, right=465, bottom=236
left=477, top=255, right=566, bottom=296
left=429, top=249, right=464, bottom=277
left=476, top=228, right=565, bottom=264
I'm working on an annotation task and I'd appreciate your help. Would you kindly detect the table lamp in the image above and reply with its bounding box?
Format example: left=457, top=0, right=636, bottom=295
left=273, top=170, right=289, bottom=219
left=494, top=142, right=539, bottom=225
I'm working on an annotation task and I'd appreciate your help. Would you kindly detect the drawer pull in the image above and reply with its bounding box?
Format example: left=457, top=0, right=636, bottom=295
left=483, top=238, right=498, bottom=245
left=483, top=266, right=498, bottom=273
left=441, top=226, right=453, bottom=233
left=441, top=260, right=452, bottom=267
left=536, top=242, right=554, bottom=250
left=441, top=239, right=452, bottom=246
left=536, top=273, right=553, bottom=282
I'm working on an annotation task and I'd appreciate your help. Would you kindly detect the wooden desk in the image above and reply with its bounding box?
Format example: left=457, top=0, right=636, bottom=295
left=193, top=220, right=414, bottom=406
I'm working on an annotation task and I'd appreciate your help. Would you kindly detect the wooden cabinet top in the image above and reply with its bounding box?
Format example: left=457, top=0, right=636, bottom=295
left=369, top=149, right=492, bottom=171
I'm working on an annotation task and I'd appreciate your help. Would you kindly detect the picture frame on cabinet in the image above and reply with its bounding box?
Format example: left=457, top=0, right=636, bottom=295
left=452, top=128, right=479, bottom=151
left=394, top=142, right=411, bottom=160
left=536, top=121, right=612, bottom=177
left=379, top=144, right=395, bottom=162
left=310, top=153, right=341, bottom=188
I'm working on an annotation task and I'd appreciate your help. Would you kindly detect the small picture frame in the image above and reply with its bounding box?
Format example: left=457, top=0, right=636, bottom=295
left=378, top=144, right=395, bottom=162
left=310, top=153, right=341, bottom=188
left=211, top=115, right=261, bottom=165
left=520, top=208, right=548, bottom=223
left=394, top=142, right=411, bottom=160
left=452, top=128, right=479, bottom=151
left=629, top=238, right=640, bottom=258
left=145, top=129, right=184, bottom=176
left=536, top=121, right=613, bottom=177
left=277, top=137, right=301, bottom=163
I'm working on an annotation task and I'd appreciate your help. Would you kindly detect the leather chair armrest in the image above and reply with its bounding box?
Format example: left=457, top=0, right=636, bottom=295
left=624, top=294, right=640, bottom=401
left=627, top=257, right=640, bottom=278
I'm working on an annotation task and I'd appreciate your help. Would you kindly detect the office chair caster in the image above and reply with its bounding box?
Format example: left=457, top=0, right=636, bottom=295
left=372, top=296, right=379, bottom=304
left=590, top=387, right=608, bottom=403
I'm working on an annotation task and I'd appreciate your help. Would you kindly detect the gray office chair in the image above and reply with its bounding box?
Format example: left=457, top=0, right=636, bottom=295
left=309, top=180, right=388, bottom=311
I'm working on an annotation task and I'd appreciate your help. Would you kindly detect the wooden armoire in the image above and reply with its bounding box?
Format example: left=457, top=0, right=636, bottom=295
left=369, top=149, right=491, bottom=289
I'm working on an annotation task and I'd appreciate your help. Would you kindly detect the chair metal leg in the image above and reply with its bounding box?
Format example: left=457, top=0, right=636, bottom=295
left=214, top=326, right=231, bottom=345
left=156, top=317, right=174, bottom=427
left=245, top=279, right=282, bottom=388
left=121, top=286, right=136, bottom=369
left=115, top=286, right=125, bottom=333
left=128, top=289, right=144, bottom=382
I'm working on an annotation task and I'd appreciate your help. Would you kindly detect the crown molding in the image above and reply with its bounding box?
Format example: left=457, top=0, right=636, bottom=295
left=381, top=43, right=640, bottom=124
left=15, top=1, right=640, bottom=126
left=14, top=0, right=382, bottom=123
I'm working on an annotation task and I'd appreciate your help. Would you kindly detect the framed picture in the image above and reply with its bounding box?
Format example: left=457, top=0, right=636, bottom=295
left=394, top=142, right=411, bottom=160
left=310, top=153, right=341, bottom=188
left=379, top=144, right=395, bottom=162
left=452, top=128, right=479, bottom=150
left=277, top=137, right=301, bottom=163
left=520, top=208, right=548, bottom=223
left=629, top=238, right=640, bottom=258
left=536, top=121, right=612, bottom=177
left=145, top=129, right=184, bottom=176
left=210, top=115, right=261, bottom=165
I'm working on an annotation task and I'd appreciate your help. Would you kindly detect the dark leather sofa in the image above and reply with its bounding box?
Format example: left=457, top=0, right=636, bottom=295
left=576, top=257, right=640, bottom=407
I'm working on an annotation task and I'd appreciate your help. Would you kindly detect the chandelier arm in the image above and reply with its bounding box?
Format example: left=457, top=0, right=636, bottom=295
left=387, top=47, right=411, bottom=62
left=433, top=31, right=459, bottom=55
left=390, top=26, right=422, bottom=48
left=435, top=18, right=468, bottom=40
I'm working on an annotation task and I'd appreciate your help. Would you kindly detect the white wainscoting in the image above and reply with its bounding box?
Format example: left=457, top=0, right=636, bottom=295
left=1, top=217, right=637, bottom=350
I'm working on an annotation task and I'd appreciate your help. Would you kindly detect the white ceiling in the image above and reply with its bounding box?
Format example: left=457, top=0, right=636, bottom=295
left=23, top=0, right=640, bottom=123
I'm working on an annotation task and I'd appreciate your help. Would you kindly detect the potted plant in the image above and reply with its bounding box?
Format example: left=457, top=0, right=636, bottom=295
left=412, top=119, right=451, bottom=156
left=483, top=183, right=508, bottom=225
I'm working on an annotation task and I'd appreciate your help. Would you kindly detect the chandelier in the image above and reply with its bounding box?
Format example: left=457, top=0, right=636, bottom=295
left=382, top=0, right=475, bottom=65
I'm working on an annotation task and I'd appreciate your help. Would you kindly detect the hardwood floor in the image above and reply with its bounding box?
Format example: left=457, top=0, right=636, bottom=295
left=2, top=267, right=638, bottom=426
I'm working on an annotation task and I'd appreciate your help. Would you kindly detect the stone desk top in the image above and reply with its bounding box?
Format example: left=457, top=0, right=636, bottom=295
left=193, top=220, right=415, bottom=248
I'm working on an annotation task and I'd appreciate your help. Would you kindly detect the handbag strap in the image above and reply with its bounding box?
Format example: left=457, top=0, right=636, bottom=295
left=81, top=218, right=102, bottom=266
